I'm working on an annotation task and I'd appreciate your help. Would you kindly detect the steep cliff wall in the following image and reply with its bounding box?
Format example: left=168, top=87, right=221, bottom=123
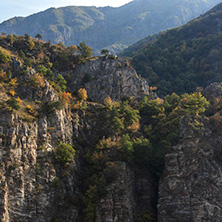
left=70, top=56, right=149, bottom=102
left=0, top=108, right=80, bottom=222
left=158, top=116, right=222, bottom=221
left=0, top=35, right=156, bottom=222
left=0, top=58, right=154, bottom=221
left=0, top=109, right=156, bottom=222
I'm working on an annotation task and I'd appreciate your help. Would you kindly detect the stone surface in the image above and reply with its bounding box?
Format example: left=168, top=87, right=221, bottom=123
left=95, top=162, right=135, bottom=222
left=203, top=82, right=222, bottom=103
left=158, top=116, right=222, bottom=222
left=0, top=108, right=79, bottom=222
left=70, top=56, right=149, bottom=102
left=0, top=104, right=155, bottom=222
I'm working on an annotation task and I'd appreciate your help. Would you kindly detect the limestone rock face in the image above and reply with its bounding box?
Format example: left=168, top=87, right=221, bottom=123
left=158, top=116, right=222, bottom=222
left=95, top=162, right=135, bottom=222
left=0, top=54, right=154, bottom=221
left=203, top=82, right=222, bottom=103
left=0, top=109, right=78, bottom=222
left=71, top=57, right=149, bottom=102
left=0, top=105, right=155, bottom=222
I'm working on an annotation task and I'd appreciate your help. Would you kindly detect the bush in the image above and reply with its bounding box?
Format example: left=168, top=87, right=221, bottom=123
left=78, top=41, right=93, bottom=58
left=42, top=101, right=63, bottom=115
left=112, top=116, right=124, bottom=133
left=120, top=134, right=134, bottom=158
left=0, top=70, right=7, bottom=82
left=0, top=50, right=11, bottom=64
left=55, top=142, right=76, bottom=166
left=120, top=101, right=140, bottom=127
left=6, top=97, right=20, bottom=110
left=30, top=73, right=45, bottom=88
left=9, top=77, right=18, bottom=86
left=103, top=96, right=113, bottom=110
left=78, top=88, right=88, bottom=101
left=181, top=92, right=210, bottom=115
left=56, top=74, right=67, bottom=91
left=61, top=92, right=72, bottom=105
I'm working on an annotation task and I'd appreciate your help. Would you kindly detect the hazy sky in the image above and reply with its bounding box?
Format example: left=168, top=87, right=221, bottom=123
left=0, top=0, right=133, bottom=23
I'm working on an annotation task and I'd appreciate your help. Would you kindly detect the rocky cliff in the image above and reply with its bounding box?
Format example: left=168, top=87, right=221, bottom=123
left=70, top=56, right=149, bottom=102
left=0, top=103, right=155, bottom=222
left=2, top=34, right=222, bottom=222
left=0, top=93, right=79, bottom=221
left=158, top=115, right=222, bottom=221
left=0, top=40, right=155, bottom=221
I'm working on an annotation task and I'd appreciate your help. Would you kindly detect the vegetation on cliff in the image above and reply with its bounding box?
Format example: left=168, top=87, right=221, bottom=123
left=0, top=33, right=214, bottom=221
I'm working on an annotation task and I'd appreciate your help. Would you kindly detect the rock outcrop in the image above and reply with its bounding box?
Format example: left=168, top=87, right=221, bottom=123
left=0, top=108, right=79, bottom=222
left=95, top=162, right=135, bottom=222
left=203, top=82, right=222, bottom=103
left=95, top=163, right=155, bottom=222
left=0, top=109, right=156, bottom=222
left=0, top=42, right=155, bottom=221
left=158, top=115, right=222, bottom=221
left=70, top=56, right=149, bottom=102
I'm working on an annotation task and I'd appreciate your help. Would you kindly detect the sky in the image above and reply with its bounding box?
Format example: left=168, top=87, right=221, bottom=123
left=0, top=0, right=133, bottom=23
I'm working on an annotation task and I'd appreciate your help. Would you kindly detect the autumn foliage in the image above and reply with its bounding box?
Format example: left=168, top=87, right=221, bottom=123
left=61, top=92, right=72, bottom=104
left=9, top=77, right=18, bottom=86
left=78, top=88, right=88, bottom=101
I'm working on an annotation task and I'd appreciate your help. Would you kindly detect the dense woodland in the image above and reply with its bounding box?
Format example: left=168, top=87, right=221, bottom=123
left=120, top=3, right=222, bottom=96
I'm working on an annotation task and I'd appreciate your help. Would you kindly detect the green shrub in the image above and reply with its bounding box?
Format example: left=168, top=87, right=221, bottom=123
left=181, top=92, right=210, bottom=115
left=120, top=134, right=134, bottom=158
left=42, top=101, right=63, bottom=115
left=56, top=74, right=67, bottom=91
left=55, top=142, right=76, bottom=166
left=6, top=97, right=20, bottom=110
left=0, top=50, right=11, bottom=64
left=78, top=41, right=93, bottom=58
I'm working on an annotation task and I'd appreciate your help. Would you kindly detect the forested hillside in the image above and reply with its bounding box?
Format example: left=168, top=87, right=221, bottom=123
left=120, top=3, right=222, bottom=96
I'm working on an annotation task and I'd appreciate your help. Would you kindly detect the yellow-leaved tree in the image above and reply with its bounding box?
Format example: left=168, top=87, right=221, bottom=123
left=78, top=88, right=87, bottom=101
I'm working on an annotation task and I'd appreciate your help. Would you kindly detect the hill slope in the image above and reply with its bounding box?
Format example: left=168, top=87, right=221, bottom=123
left=120, top=3, right=222, bottom=96
left=0, top=0, right=222, bottom=54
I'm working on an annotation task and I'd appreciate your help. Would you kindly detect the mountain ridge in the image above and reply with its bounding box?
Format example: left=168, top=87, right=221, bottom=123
left=120, top=2, right=222, bottom=96
left=1, top=0, right=222, bottom=54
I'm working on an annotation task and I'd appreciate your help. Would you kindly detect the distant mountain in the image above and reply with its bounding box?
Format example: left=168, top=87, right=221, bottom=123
left=0, top=0, right=222, bottom=54
left=120, top=3, right=222, bottom=96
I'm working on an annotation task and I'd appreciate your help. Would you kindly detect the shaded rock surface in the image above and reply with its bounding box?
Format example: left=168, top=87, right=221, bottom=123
left=95, top=162, right=135, bottom=222
left=0, top=108, right=78, bottom=222
left=158, top=116, right=222, bottom=222
left=203, top=82, right=222, bottom=103
left=95, top=163, right=155, bottom=222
